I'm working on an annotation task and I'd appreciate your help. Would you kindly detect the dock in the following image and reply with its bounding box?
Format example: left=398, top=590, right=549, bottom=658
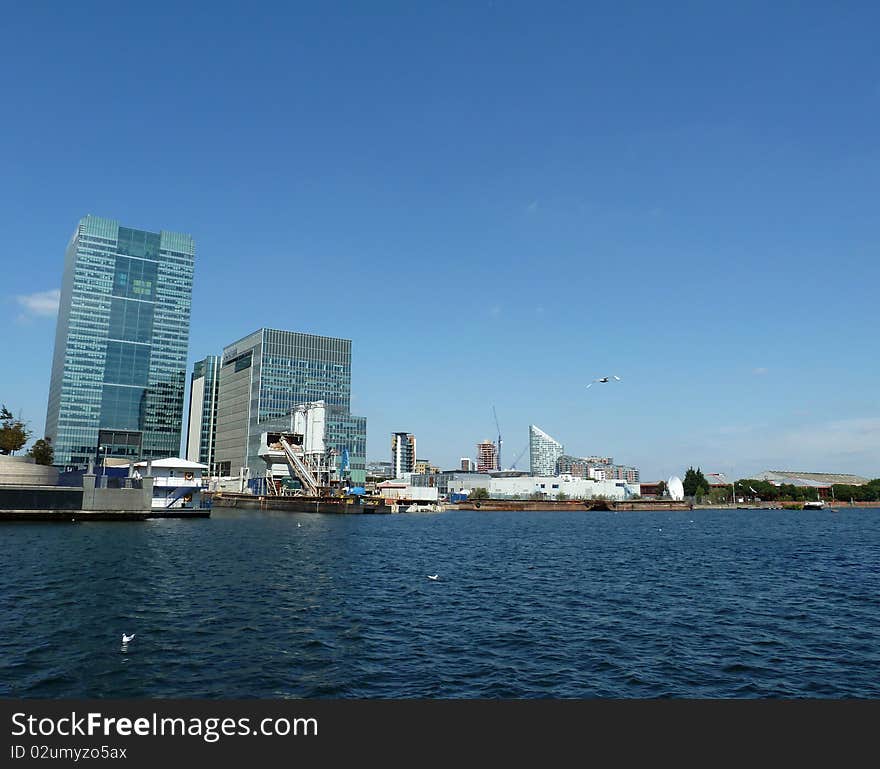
left=0, top=509, right=210, bottom=521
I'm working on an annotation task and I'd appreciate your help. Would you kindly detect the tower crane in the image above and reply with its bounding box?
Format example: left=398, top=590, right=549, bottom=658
left=492, top=406, right=503, bottom=470
left=510, top=444, right=528, bottom=470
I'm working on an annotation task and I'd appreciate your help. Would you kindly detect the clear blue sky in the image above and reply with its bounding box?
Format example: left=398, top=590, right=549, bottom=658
left=3, top=1, right=878, bottom=480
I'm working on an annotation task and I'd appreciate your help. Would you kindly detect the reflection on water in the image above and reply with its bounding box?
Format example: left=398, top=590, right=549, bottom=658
left=2, top=508, right=880, bottom=698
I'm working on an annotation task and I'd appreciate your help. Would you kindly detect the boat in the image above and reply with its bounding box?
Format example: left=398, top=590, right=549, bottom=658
left=803, top=500, right=826, bottom=510
left=405, top=503, right=442, bottom=513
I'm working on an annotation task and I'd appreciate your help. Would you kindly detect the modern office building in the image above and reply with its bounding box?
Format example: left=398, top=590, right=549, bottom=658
left=45, top=215, right=194, bottom=468
left=460, top=457, right=475, bottom=472
left=476, top=440, right=498, bottom=473
left=186, top=355, right=220, bottom=467
left=391, top=432, right=416, bottom=477
left=529, top=425, right=563, bottom=476
left=212, top=328, right=367, bottom=484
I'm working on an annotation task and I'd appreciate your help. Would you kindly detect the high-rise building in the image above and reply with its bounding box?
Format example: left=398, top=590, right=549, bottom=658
left=186, top=355, right=220, bottom=467
left=45, top=215, right=194, bottom=467
left=391, top=432, right=416, bottom=477
left=213, top=328, right=367, bottom=484
left=460, top=457, right=475, bottom=472
left=476, top=440, right=497, bottom=473
left=529, top=425, right=563, bottom=476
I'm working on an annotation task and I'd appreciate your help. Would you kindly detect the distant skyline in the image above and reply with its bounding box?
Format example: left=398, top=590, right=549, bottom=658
left=3, top=2, right=879, bottom=480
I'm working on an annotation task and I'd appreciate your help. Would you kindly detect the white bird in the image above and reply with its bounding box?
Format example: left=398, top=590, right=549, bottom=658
left=587, top=375, right=621, bottom=389
left=122, top=633, right=135, bottom=644
left=427, top=574, right=439, bottom=581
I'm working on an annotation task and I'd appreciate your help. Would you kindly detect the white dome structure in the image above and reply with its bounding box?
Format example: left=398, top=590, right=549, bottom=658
left=667, top=476, right=685, bottom=501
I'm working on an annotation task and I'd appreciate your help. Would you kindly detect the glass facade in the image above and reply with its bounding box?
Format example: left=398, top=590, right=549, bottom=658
left=45, top=215, right=194, bottom=468
left=529, top=425, right=564, bottom=476
left=186, top=355, right=220, bottom=466
left=213, top=329, right=367, bottom=484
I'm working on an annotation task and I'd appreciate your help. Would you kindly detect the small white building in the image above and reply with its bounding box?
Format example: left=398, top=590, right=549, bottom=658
left=376, top=481, right=439, bottom=502
left=134, top=457, right=208, bottom=509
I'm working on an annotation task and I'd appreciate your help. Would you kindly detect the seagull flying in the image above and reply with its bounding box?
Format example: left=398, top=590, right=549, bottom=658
left=427, top=574, right=439, bottom=581
left=587, top=375, right=621, bottom=389
left=122, top=633, right=135, bottom=644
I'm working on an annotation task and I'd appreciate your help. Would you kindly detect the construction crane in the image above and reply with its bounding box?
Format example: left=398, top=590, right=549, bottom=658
left=492, top=406, right=503, bottom=470
left=510, top=444, right=528, bottom=470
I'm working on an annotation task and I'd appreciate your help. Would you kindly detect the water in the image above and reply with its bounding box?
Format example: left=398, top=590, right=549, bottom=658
left=2, top=508, right=880, bottom=698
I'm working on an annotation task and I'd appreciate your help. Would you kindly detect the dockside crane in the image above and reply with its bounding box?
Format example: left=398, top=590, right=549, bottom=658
left=492, top=406, right=503, bottom=470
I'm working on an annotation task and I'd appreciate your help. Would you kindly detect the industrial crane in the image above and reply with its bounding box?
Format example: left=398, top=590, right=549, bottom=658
left=492, top=406, right=503, bottom=470
left=510, top=444, right=528, bottom=470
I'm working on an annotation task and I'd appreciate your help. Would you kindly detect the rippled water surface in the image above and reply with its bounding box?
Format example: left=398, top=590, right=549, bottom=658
left=2, top=508, right=880, bottom=698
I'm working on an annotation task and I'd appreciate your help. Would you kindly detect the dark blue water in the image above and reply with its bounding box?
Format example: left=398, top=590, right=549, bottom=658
left=2, top=508, right=880, bottom=698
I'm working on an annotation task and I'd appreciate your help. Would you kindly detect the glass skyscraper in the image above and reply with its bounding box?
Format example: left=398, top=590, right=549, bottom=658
left=186, top=355, right=220, bottom=467
left=45, top=215, right=194, bottom=468
left=529, top=425, right=564, bottom=476
left=213, top=328, right=367, bottom=484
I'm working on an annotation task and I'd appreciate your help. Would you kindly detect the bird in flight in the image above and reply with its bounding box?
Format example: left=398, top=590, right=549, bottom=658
left=122, top=633, right=135, bottom=644
left=427, top=574, right=439, bottom=581
left=587, top=375, right=621, bottom=388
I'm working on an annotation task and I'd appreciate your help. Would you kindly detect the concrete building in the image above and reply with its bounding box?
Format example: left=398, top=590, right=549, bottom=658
left=488, top=474, right=639, bottom=501
left=477, top=440, right=497, bottom=473
left=376, top=480, right=439, bottom=502
left=213, top=329, right=367, bottom=485
left=45, top=215, right=194, bottom=468
left=460, top=457, right=475, bottom=472
left=556, top=454, right=640, bottom=483
left=529, top=425, right=564, bottom=476
left=414, top=458, right=439, bottom=475
left=391, top=432, right=416, bottom=477
left=186, top=355, right=220, bottom=467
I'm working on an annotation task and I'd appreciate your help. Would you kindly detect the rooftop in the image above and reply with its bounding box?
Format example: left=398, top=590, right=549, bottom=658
left=755, top=470, right=870, bottom=486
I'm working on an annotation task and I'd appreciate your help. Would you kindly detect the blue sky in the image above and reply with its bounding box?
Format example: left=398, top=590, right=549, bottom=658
left=2, top=1, right=878, bottom=480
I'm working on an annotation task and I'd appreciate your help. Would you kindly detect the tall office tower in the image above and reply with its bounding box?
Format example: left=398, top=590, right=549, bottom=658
left=213, top=329, right=367, bottom=484
left=45, top=215, right=194, bottom=468
left=460, top=457, right=475, bottom=472
left=529, top=425, right=564, bottom=476
left=476, top=440, right=498, bottom=473
left=391, top=432, right=416, bottom=477
left=186, top=355, right=220, bottom=466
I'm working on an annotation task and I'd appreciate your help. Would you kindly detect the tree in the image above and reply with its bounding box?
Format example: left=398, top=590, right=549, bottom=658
left=27, top=437, right=54, bottom=465
left=556, top=492, right=569, bottom=500
left=656, top=480, right=668, bottom=498
left=683, top=467, right=709, bottom=497
left=0, top=405, right=30, bottom=455
left=470, top=487, right=489, bottom=499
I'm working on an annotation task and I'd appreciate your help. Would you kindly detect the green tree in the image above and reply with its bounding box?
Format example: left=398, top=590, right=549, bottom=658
left=470, top=487, right=489, bottom=499
left=683, top=466, right=709, bottom=497
left=656, top=480, right=668, bottom=498
left=556, top=492, right=569, bottom=500
left=0, top=405, right=30, bottom=455
left=529, top=491, right=545, bottom=500
left=27, top=437, right=54, bottom=465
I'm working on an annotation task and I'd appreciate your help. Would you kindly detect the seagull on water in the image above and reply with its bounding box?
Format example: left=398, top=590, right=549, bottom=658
left=122, top=633, right=135, bottom=644
left=427, top=574, right=439, bottom=581
left=587, top=375, right=621, bottom=389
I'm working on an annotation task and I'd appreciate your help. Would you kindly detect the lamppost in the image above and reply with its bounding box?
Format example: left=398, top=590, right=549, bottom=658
left=97, top=445, right=106, bottom=487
